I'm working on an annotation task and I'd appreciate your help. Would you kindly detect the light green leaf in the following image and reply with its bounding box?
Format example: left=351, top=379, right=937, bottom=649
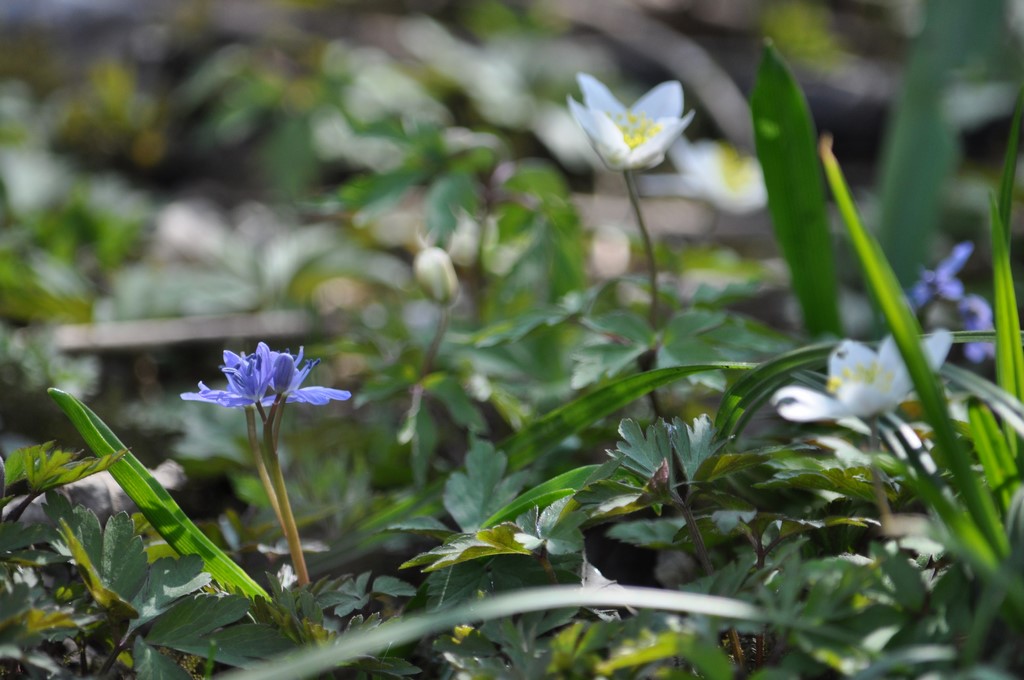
left=4, top=442, right=126, bottom=494
left=47, top=389, right=267, bottom=599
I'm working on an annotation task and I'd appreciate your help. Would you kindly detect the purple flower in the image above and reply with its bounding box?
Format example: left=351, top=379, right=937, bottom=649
left=908, top=241, right=973, bottom=310
left=182, top=342, right=351, bottom=408
left=959, top=294, right=995, bottom=363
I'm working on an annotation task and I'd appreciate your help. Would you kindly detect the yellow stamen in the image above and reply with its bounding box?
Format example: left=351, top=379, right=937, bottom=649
left=717, top=143, right=759, bottom=191
left=613, top=110, right=663, bottom=149
left=827, top=361, right=894, bottom=394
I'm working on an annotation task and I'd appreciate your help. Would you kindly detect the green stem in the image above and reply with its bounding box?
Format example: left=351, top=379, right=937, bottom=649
left=262, top=398, right=310, bottom=586
left=245, top=407, right=284, bottom=530
left=624, top=169, right=661, bottom=329
left=868, top=418, right=895, bottom=533
left=420, top=306, right=451, bottom=379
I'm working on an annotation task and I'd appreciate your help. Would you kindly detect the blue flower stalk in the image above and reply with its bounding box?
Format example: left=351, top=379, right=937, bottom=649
left=182, top=342, right=351, bottom=586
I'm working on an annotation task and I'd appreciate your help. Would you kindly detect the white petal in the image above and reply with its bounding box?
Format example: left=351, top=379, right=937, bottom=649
left=834, top=383, right=900, bottom=419
left=632, top=81, right=683, bottom=119
left=577, top=73, right=626, bottom=114
left=772, top=386, right=852, bottom=422
left=591, top=111, right=631, bottom=169
left=829, top=339, right=877, bottom=378
left=567, top=96, right=600, bottom=140
left=923, top=328, right=953, bottom=369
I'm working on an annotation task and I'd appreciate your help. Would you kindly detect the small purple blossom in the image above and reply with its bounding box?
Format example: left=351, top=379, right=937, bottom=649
left=181, top=342, right=351, bottom=408
left=906, top=242, right=994, bottom=364
left=908, top=241, right=973, bottom=310
left=959, top=294, right=996, bottom=363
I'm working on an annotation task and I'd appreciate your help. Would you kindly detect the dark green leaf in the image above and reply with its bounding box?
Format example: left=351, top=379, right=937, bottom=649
left=146, top=594, right=250, bottom=648
left=751, top=44, right=841, bottom=336
left=130, top=554, right=211, bottom=633
left=133, top=638, right=192, bottom=680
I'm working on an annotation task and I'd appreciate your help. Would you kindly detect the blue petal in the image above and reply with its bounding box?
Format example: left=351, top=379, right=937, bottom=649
left=285, top=387, right=352, bottom=405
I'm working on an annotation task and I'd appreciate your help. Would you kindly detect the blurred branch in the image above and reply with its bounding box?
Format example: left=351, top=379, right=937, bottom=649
left=549, top=0, right=754, bottom=149
left=38, top=310, right=311, bottom=353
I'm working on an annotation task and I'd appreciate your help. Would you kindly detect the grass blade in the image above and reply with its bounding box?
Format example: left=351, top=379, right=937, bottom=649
left=48, top=388, right=268, bottom=600
left=819, top=139, right=1007, bottom=565
left=967, top=399, right=1019, bottom=512
left=998, top=87, right=1024, bottom=232
left=750, top=44, right=842, bottom=337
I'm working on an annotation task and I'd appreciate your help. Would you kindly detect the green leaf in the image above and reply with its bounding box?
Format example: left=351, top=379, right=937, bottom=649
left=501, top=363, right=752, bottom=471
left=606, top=517, right=688, bottom=549
left=48, top=388, right=267, bottom=600
left=130, top=554, right=212, bottom=633
left=133, top=638, right=192, bottom=680
left=671, top=415, right=723, bottom=482
left=444, top=439, right=524, bottom=532
left=58, top=517, right=140, bottom=622
left=513, top=498, right=585, bottom=556
left=990, top=192, right=1024, bottom=465
left=338, top=168, right=427, bottom=218
left=751, top=43, right=841, bottom=336
left=425, top=172, right=479, bottom=246
left=146, top=594, right=249, bottom=648
left=424, top=373, right=487, bottom=434
left=371, top=575, right=417, bottom=598
left=4, top=442, right=126, bottom=494
left=612, top=419, right=671, bottom=480
left=754, top=468, right=878, bottom=502
left=402, top=525, right=532, bottom=572
left=821, top=143, right=1008, bottom=572
left=481, top=463, right=611, bottom=529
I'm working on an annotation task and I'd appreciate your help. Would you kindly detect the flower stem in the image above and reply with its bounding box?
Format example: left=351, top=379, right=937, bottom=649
left=245, top=407, right=284, bottom=530
left=262, top=399, right=310, bottom=586
left=420, top=306, right=451, bottom=379
left=868, top=418, right=895, bottom=534
left=624, top=169, right=661, bottom=329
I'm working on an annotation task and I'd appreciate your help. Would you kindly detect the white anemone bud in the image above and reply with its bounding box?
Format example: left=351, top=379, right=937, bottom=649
left=414, top=246, right=459, bottom=305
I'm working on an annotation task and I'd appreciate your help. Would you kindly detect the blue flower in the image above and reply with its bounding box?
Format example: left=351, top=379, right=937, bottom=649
left=959, top=294, right=995, bottom=363
left=182, top=342, right=351, bottom=408
left=908, top=241, right=973, bottom=310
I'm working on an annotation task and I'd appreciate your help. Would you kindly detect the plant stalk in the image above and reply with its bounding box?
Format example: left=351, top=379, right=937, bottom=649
left=624, top=170, right=662, bottom=329
left=262, top=399, right=310, bottom=586
left=246, top=407, right=284, bottom=529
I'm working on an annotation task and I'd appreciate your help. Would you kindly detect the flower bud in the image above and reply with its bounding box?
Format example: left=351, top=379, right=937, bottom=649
left=414, top=247, right=459, bottom=305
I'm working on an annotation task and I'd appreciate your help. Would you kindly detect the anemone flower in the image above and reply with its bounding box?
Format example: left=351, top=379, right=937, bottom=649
left=771, top=331, right=952, bottom=423
left=567, top=73, right=694, bottom=171
left=640, top=139, right=767, bottom=214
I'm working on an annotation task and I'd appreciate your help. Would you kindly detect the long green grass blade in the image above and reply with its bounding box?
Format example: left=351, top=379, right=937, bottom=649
left=48, top=389, right=268, bottom=600
left=967, top=399, right=1018, bottom=512
left=989, top=193, right=1024, bottom=467
left=218, top=585, right=841, bottom=680
left=997, top=87, right=1024, bottom=233
left=751, top=44, right=841, bottom=337
left=481, top=464, right=603, bottom=528
left=819, top=140, right=1007, bottom=564
left=502, top=363, right=753, bottom=470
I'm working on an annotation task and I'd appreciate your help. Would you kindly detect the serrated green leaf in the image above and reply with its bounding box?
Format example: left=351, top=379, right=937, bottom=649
left=133, top=638, right=192, bottom=680
left=146, top=594, right=250, bottom=649
left=605, top=517, right=688, bottom=549
left=48, top=388, right=267, bottom=599
left=4, top=442, right=126, bottom=494
left=319, top=572, right=371, bottom=617
left=403, top=525, right=531, bottom=573
left=613, top=419, right=671, bottom=480
left=372, top=575, right=416, bottom=598
left=444, top=439, right=523, bottom=532
left=58, top=518, right=139, bottom=622
left=159, top=623, right=295, bottom=668
left=513, top=498, right=584, bottom=556
left=671, top=415, right=723, bottom=482
left=130, top=554, right=211, bottom=633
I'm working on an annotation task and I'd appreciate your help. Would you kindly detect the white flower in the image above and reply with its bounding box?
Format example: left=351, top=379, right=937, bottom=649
left=771, top=330, right=952, bottom=422
left=639, top=139, right=767, bottom=214
left=567, top=73, right=694, bottom=171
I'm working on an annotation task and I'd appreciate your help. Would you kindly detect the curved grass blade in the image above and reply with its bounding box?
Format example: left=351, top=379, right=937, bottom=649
left=751, top=44, right=841, bottom=337
left=48, top=389, right=268, bottom=600
left=481, top=463, right=608, bottom=528
left=990, top=193, right=1024, bottom=468
left=218, top=584, right=849, bottom=680
left=715, top=343, right=831, bottom=441
left=820, top=139, right=1007, bottom=565
left=998, top=87, right=1024, bottom=233
left=967, top=399, right=1019, bottom=512
left=502, top=363, right=754, bottom=470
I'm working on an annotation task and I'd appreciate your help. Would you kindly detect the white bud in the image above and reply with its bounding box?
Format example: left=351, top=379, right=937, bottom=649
left=414, top=247, right=459, bottom=305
